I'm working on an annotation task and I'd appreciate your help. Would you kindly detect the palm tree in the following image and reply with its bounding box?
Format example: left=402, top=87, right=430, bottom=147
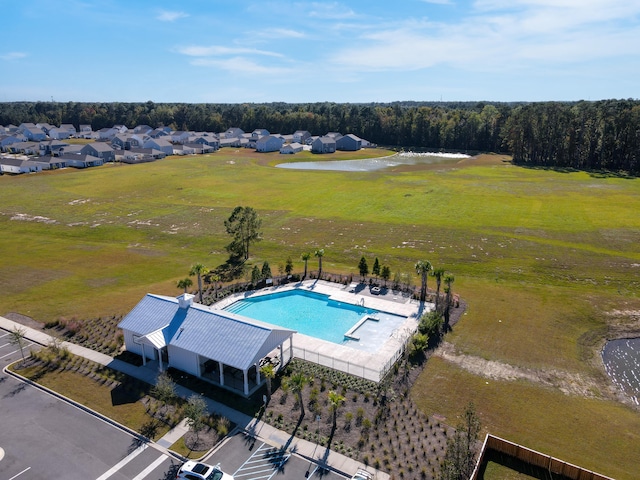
left=9, top=326, right=27, bottom=365
left=314, top=249, right=324, bottom=278
left=431, top=267, right=446, bottom=310
left=260, top=363, right=276, bottom=401
left=328, top=390, right=345, bottom=432
left=289, top=372, right=308, bottom=419
left=381, top=265, right=391, bottom=287
left=189, top=263, right=208, bottom=304
left=301, top=252, right=311, bottom=279
left=415, top=260, right=432, bottom=302
left=176, top=277, right=193, bottom=294
left=210, top=273, right=220, bottom=300
left=444, top=274, right=455, bottom=327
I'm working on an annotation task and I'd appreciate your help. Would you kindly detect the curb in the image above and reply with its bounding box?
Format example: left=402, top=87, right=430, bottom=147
left=2, top=361, right=186, bottom=464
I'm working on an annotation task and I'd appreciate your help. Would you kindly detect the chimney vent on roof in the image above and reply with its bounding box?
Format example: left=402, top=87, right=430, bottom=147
left=178, top=293, right=195, bottom=309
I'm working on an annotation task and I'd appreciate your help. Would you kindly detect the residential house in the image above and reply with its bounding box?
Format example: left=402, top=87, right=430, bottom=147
left=35, top=123, right=54, bottom=135
left=183, top=143, right=216, bottom=154
left=61, top=124, right=77, bottom=136
left=170, top=131, right=191, bottom=144
left=0, top=135, right=24, bottom=152
left=219, top=137, right=242, bottom=148
left=280, top=142, right=304, bottom=154
left=97, top=127, right=118, bottom=140
left=133, top=125, right=153, bottom=134
left=336, top=133, right=362, bottom=151
left=149, top=128, right=169, bottom=138
left=326, top=132, right=343, bottom=140
left=17, top=123, right=37, bottom=133
left=129, top=134, right=150, bottom=149
left=256, top=135, right=284, bottom=153
left=117, top=150, right=155, bottom=163
left=111, top=134, right=132, bottom=150
left=48, top=127, right=71, bottom=140
left=293, top=130, right=311, bottom=144
left=251, top=128, right=270, bottom=139
left=31, top=155, right=68, bottom=170
left=118, top=293, right=295, bottom=396
left=190, top=135, right=219, bottom=150
left=81, top=143, right=115, bottom=162
left=78, top=125, right=93, bottom=138
left=129, top=148, right=166, bottom=160
left=143, top=138, right=173, bottom=156
left=57, top=144, right=84, bottom=156
left=9, top=142, right=40, bottom=155
left=39, top=140, right=69, bottom=155
left=60, top=153, right=103, bottom=168
left=311, top=136, right=337, bottom=154
left=172, top=145, right=197, bottom=156
left=22, top=127, right=47, bottom=141
left=223, top=127, right=244, bottom=139
left=0, top=157, right=42, bottom=174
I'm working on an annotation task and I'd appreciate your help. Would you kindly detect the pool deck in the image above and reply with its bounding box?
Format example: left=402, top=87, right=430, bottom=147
left=212, top=280, right=430, bottom=382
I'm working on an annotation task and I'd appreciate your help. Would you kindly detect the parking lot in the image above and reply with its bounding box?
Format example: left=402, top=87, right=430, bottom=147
left=0, top=325, right=350, bottom=480
left=207, top=431, right=347, bottom=480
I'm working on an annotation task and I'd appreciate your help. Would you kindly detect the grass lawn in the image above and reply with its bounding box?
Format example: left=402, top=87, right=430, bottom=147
left=1, top=149, right=639, bottom=478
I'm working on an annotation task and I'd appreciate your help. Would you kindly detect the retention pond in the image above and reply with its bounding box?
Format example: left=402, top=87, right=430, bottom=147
left=602, top=337, right=640, bottom=405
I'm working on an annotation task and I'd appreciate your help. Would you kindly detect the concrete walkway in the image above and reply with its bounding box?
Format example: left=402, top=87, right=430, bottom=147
left=0, top=315, right=388, bottom=480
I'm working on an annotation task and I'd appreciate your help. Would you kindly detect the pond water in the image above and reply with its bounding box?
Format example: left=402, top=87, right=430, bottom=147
left=602, top=337, right=640, bottom=405
left=276, top=151, right=470, bottom=172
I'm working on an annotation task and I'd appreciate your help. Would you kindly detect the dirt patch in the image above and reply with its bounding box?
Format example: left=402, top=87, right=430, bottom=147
left=3, top=312, right=43, bottom=330
left=434, top=342, right=605, bottom=399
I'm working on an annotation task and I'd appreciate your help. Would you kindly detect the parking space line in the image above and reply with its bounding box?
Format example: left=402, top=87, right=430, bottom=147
left=0, top=331, right=10, bottom=338
left=233, top=443, right=290, bottom=480
left=8, top=467, right=31, bottom=480
left=96, top=444, right=149, bottom=480
left=131, top=454, right=167, bottom=480
left=0, top=349, right=22, bottom=359
left=0, top=344, right=34, bottom=360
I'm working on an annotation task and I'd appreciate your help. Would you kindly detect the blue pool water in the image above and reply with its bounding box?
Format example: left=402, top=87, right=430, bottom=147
left=223, top=289, right=407, bottom=352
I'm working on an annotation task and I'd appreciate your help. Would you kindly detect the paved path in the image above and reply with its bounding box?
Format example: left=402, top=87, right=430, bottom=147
left=0, top=315, right=389, bottom=480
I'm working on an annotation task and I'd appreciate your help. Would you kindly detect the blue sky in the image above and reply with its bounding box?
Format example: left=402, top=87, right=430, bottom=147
left=1, top=0, right=638, bottom=103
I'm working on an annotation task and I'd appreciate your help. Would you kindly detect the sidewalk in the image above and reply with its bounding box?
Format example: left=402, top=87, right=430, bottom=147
left=0, top=315, right=389, bottom=480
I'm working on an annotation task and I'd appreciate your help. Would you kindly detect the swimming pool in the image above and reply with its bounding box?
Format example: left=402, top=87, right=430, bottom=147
left=223, top=289, right=408, bottom=353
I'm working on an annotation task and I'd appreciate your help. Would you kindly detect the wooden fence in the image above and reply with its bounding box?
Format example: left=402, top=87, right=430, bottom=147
left=470, top=435, right=616, bottom=480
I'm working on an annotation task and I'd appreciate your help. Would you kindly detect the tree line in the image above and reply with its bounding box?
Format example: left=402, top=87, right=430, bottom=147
left=1, top=99, right=638, bottom=173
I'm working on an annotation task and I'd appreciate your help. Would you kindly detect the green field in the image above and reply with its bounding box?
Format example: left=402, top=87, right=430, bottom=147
left=1, top=150, right=639, bottom=478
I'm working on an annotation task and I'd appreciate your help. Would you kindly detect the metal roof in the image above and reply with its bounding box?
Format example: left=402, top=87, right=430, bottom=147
left=118, top=294, right=295, bottom=371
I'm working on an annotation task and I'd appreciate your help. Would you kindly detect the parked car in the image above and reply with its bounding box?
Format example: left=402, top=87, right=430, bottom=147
left=176, top=461, right=234, bottom=480
left=351, top=469, right=373, bottom=480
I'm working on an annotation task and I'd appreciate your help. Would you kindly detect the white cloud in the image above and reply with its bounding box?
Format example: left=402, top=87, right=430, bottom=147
left=156, top=10, right=189, bottom=22
left=1, top=52, right=27, bottom=61
left=328, top=2, right=640, bottom=74
left=190, top=57, right=294, bottom=76
left=254, top=28, right=306, bottom=39
left=306, top=1, right=355, bottom=19
left=176, top=45, right=284, bottom=58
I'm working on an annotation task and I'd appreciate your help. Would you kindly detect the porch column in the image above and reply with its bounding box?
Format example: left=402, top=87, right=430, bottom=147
left=243, top=369, right=249, bottom=396
left=256, top=364, right=261, bottom=384
left=218, top=361, right=225, bottom=386
left=141, top=343, right=147, bottom=366
left=289, top=336, right=294, bottom=361
left=157, top=348, right=163, bottom=372
left=279, top=344, right=284, bottom=370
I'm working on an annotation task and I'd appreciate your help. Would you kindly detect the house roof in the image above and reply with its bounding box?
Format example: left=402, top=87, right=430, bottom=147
left=118, top=294, right=296, bottom=371
left=83, top=142, right=114, bottom=152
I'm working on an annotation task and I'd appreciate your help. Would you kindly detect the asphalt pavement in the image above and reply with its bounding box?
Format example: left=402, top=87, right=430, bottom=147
left=0, top=315, right=389, bottom=480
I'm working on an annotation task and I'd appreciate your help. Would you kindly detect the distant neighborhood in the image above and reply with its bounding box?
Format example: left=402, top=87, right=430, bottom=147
left=0, top=122, right=373, bottom=175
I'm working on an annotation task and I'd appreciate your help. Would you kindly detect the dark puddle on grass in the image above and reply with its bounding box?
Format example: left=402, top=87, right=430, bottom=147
left=602, top=337, right=640, bottom=405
